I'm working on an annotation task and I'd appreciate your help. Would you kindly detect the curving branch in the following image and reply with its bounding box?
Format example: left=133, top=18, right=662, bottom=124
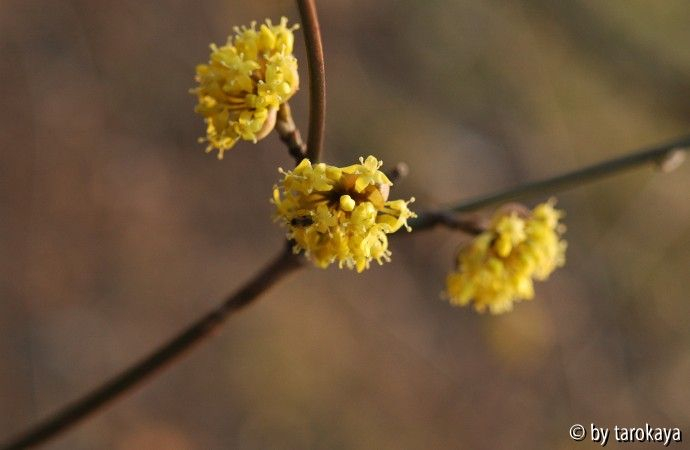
left=296, top=0, right=326, bottom=162
left=0, top=246, right=303, bottom=450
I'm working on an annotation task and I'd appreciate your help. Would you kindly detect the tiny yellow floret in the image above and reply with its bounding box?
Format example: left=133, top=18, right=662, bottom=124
left=192, top=17, right=299, bottom=159
left=445, top=200, right=567, bottom=314
left=339, top=195, right=356, bottom=212
left=272, top=156, right=416, bottom=271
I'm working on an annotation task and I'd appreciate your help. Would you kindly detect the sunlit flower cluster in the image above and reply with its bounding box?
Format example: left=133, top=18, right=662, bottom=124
left=445, top=200, right=567, bottom=314
left=192, top=17, right=299, bottom=159
left=272, top=156, right=416, bottom=271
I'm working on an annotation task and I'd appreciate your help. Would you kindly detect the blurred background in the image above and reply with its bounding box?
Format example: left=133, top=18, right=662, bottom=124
left=1, top=1, right=689, bottom=448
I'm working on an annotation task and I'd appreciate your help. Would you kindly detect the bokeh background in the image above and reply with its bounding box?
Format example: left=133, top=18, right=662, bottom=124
left=1, top=1, right=689, bottom=449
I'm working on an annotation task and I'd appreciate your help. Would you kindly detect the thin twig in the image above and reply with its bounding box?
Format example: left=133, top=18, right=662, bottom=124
left=276, top=103, right=307, bottom=164
left=296, top=0, right=326, bottom=162
left=1, top=246, right=303, bottom=450
left=409, top=135, right=689, bottom=231
left=447, top=135, right=689, bottom=213
left=4, top=133, right=687, bottom=447
left=408, top=211, right=487, bottom=234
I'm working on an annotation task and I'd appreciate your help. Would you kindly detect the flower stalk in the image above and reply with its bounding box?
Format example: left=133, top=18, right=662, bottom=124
left=276, top=103, right=307, bottom=164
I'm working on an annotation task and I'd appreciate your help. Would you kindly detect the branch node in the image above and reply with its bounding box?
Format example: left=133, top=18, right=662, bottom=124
left=387, top=162, right=409, bottom=183
left=657, top=148, right=687, bottom=173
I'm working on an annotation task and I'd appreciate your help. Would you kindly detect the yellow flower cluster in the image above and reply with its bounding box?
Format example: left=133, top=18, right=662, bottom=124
left=273, top=156, right=416, bottom=271
left=192, top=18, right=299, bottom=159
left=445, top=200, right=567, bottom=314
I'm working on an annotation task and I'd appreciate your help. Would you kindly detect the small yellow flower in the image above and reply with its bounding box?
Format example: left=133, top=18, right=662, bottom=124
left=192, top=18, right=299, bottom=159
left=445, top=200, right=567, bottom=314
left=272, top=156, right=416, bottom=272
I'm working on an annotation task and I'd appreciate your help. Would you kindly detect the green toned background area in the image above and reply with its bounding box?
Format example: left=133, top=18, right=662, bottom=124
left=1, top=1, right=688, bottom=449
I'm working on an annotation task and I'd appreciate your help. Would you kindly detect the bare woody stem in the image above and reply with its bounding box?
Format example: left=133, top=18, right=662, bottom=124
left=1, top=246, right=303, bottom=450
left=3, top=129, right=686, bottom=448
left=408, top=211, right=487, bottom=235
left=296, top=0, right=326, bottom=162
left=410, top=135, right=689, bottom=232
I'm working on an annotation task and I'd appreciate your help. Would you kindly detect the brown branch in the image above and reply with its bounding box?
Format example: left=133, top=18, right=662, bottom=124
left=276, top=103, right=307, bottom=164
left=408, top=134, right=689, bottom=233
left=407, top=211, right=487, bottom=235
left=1, top=246, right=304, bottom=450
left=444, top=135, right=689, bottom=214
left=296, top=0, right=326, bottom=162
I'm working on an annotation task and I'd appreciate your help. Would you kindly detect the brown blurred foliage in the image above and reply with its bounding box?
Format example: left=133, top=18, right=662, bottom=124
left=1, top=1, right=689, bottom=449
